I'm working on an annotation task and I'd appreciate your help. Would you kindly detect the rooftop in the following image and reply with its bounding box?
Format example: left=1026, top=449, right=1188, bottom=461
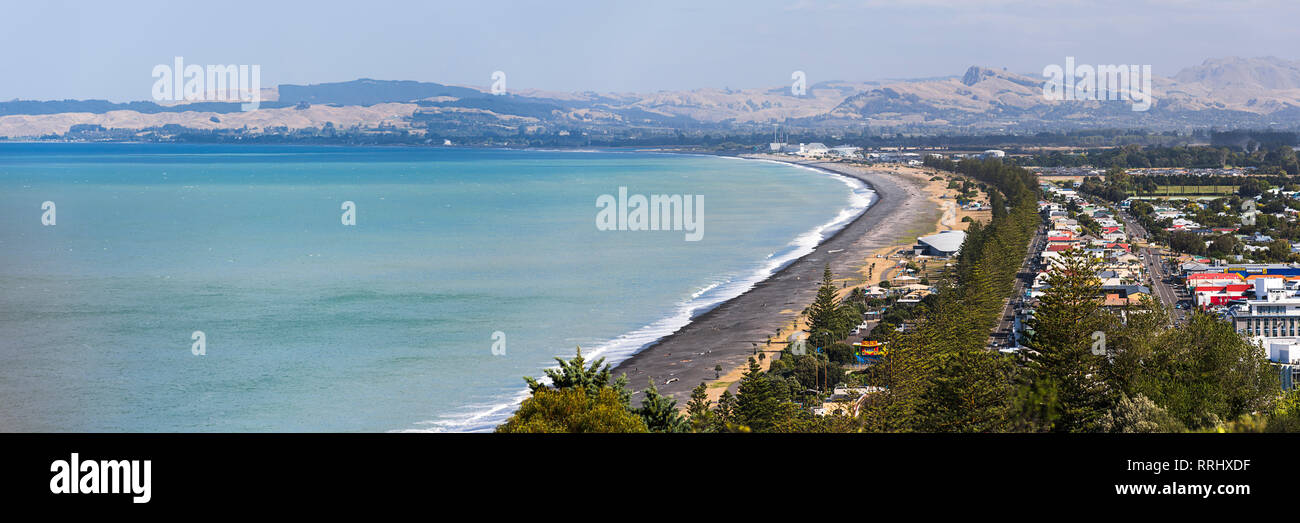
left=917, top=230, right=966, bottom=254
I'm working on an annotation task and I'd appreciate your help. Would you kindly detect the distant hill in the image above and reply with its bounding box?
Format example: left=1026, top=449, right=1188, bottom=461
left=0, top=99, right=276, bottom=117
left=1173, top=56, right=1300, bottom=91
left=3, top=57, right=1300, bottom=138
left=276, top=78, right=487, bottom=106
left=824, top=58, right=1300, bottom=131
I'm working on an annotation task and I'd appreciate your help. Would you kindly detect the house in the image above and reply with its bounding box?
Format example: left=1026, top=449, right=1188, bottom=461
left=1099, top=284, right=1151, bottom=307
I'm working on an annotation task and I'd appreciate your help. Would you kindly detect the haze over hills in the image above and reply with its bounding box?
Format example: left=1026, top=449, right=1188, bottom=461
left=3, top=56, right=1300, bottom=139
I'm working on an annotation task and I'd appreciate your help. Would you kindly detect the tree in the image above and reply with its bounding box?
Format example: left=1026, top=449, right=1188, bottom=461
left=1267, top=238, right=1292, bottom=262
left=524, top=346, right=630, bottom=405
left=1265, top=390, right=1300, bottom=433
left=1135, top=312, right=1280, bottom=429
left=734, top=357, right=784, bottom=431
left=686, top=383, right=714, bottom=432
left=713, top=390, right=736, bottom=431
left=1207, top=235, right=1239, bottom=258
left=636, top=380, right=690, bottom=433
left=1023, top=249, right=1114, bottom=432
left=1099, top=394, right=1185, bottom=433
left=496, top=387, right=648, bottom=433
left=1168, top=231, right=1206, bottom=256
left=989, top=189, right=1007, bottom=220
left=499, top=347, right=644, bottom=433
left=807, top=264, right=844, bottom=349
left=714, top=364, right=722, bottom=379
left=1008, top=379, right=1061, bottom=433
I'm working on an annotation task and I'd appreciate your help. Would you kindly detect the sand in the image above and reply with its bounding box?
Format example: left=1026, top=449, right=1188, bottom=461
left=610, top=155, right=961, bottom=408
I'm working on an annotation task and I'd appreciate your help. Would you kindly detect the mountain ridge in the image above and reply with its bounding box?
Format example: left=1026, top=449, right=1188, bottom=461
left=3, top=56, right=1299, bottom=138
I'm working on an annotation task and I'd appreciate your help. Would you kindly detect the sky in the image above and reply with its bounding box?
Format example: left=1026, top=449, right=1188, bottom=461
left=2, top=0, right=1298, bottom=101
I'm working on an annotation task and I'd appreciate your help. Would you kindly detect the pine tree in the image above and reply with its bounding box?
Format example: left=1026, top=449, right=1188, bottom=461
left=686, top=382, right=714, bottom=432
left=735, top=357, right=784, bottom=431
left=524, top=346, right=608, bottom=396
left=1023, top=248, right=1113, bottom=432
left=713, top=390, right=735, bottom=431
left=807, top=264, right=843, bottom=349
left=636, top=380, right=690, bottom=433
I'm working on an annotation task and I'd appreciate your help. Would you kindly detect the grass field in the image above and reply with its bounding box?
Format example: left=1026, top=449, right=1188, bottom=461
left=1129, top=185, right=1238, bottom=197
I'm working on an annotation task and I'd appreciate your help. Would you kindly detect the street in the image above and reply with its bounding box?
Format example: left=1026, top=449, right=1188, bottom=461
left=1115, top=205, right=1188, bottom=322
left=990, top=223, right=1047, bottom=347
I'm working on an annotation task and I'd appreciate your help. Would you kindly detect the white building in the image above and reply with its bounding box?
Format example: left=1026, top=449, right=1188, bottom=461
left=829, top=146, right=861, bottom=158
left=915, top=230, right=966, bottom=257
left=1228, top=278, right=1300, bottom=338
left=798, top=143, right=830, bottom=156
left=1263, top=339, right=1300, bottom=364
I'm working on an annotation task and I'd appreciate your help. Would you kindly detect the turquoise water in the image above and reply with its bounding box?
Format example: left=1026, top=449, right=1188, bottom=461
left=0, top=143, right=871, bottom=432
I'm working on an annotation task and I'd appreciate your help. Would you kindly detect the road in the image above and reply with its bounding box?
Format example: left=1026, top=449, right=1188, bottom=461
left=990, top=223, right=1047, bottom=348
left=1113, top=206, right=1187, bottom=322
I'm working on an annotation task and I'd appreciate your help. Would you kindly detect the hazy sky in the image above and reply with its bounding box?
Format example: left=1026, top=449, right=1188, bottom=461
left=3, top=0, right=1298, bottom=101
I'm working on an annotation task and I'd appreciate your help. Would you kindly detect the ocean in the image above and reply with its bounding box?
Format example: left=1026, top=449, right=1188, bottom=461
left=0, top=143, right=872, bottom=432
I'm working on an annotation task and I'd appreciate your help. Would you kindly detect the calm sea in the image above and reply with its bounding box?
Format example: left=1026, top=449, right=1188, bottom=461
left=0, top=143, right=872, bottom=432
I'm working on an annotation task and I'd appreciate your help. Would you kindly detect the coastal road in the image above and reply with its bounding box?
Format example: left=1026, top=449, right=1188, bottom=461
left=991, top=223, right=1047, bottom=347
left=611, top=158, right=940, bottom=406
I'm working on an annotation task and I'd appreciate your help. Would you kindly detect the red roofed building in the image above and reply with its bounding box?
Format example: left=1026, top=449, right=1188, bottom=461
left=1187, top=273, right=1245, bottom=294
left=1194, top=283, right=1252, bottom=309
left=1188, top=273, right=1244, bottom=283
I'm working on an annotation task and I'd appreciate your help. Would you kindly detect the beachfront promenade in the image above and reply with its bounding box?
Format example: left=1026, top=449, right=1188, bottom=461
left=612, top=157, right=941, bottom=406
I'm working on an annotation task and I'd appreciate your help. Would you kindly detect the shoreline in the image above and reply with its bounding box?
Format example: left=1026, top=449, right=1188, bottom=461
left=427, top=152, right=886, bottom=432
left=611, top=154, right=943, bottom=407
